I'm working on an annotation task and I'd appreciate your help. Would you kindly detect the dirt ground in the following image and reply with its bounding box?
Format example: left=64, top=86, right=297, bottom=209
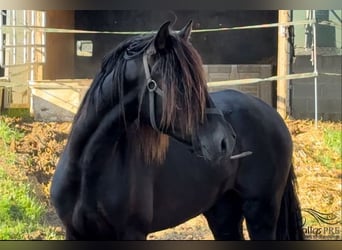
left=2, top=116, right=341, bottom=240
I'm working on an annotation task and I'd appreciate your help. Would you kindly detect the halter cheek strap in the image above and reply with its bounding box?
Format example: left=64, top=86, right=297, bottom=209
left=142, top=50, right=164, bottom=131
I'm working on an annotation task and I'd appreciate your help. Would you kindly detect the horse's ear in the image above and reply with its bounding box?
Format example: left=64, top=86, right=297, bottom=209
left=154, top=21, right=171, bottom=51
left=178, top=20, right=193, bottom=41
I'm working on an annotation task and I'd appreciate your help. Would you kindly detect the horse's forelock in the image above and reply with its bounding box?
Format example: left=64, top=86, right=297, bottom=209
left=127, top=33, right=207, bottom=164
left=158, top=36, right=207, bottom=136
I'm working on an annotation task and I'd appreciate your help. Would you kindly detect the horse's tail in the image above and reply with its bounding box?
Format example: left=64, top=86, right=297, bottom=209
left=276, top=164, right=305, bottom=240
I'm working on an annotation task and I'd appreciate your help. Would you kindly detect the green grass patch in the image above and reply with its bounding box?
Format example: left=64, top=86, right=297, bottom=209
left=324, top=129, right=341, bottom=155
left=0, top=168, right=44, bottom=239
left=318, top=128, right=342, bottom=170
left=317, top=155, right=336, bottom=170
left=0, top=117, right=63, bottom=239
left=1, top=108, right=31, bottom=119
left=0, top=118, right=24, bottom=144
left=0, top=118, right=24, bottom=165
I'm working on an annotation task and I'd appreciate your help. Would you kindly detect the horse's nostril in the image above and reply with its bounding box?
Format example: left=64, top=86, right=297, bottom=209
left=221, top=138, right=227, bottom=153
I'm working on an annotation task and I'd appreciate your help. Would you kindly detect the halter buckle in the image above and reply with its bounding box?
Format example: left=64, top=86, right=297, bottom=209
left=147, top=80, right=158, bottom=92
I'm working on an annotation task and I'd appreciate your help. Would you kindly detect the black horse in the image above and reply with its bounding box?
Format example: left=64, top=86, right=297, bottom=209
left=50, top=21, right=304, bottom=240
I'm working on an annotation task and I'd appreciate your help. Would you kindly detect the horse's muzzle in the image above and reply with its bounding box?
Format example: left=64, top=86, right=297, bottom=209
left=192, top=119, right=237, bottom=162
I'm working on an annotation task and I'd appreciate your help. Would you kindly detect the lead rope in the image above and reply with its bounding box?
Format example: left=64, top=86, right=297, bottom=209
left=230, top=151, right=253, bottom=159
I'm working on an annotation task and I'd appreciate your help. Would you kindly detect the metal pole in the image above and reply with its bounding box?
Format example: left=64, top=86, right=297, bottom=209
left=0, top=10, right=3, bottom=67
left=312, top=10, right=318, bottom=128
left=23, top=10, right=27, bottom=64
left=29, top=10, right=35, bottom=117
left=30, top=10, right=35, bottom=81
left=41, top=11, right=46, bottom=63
left=11, top=10, right=16, bottom=65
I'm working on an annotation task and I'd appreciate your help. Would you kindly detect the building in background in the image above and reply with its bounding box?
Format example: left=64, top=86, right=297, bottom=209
left=291, top=10, right=341, bottom=120
left=0, top=10, right=341, bottom=121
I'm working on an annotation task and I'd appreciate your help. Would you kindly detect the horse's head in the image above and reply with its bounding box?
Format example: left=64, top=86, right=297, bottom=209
left=122, top=20, right=236, bottom=163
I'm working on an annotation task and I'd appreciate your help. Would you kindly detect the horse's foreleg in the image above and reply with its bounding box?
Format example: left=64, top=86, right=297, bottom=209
left=121, top=229, right=147, bottom=240
left=65, top=225, right=80, bottom=240
left=203, top=190, right=244, bottom=240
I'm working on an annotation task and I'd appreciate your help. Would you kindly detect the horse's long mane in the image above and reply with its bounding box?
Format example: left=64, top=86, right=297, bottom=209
left=133, top=31, right=208, bottom=164
left=69, top=28, right=207, bottom=164
left=67, top=35, right=152, bottom=159
left=151, top=33, right=207, bottom=136
left=74, top=35, right=153, bottom=124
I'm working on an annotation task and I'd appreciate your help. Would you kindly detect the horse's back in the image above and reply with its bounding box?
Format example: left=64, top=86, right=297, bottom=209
left=211, top=89, right=292, bottom=197
left=211, top=89, right=291, bottom=142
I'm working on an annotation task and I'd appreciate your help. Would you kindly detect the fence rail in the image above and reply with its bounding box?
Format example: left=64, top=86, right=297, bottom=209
left=0, top=10, right=341, bottom=123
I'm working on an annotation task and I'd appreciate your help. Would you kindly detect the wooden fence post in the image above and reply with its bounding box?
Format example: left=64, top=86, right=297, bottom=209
left=277, top=10, right=291, bottom=118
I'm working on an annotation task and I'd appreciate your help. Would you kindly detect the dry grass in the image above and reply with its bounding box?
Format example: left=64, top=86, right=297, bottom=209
left=287, top=119, right=341, bottom=240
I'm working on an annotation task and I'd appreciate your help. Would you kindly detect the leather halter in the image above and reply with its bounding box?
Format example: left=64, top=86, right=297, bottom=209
left=142, top=49, right=226, bottom=132
left=142, top=49, right=164, bottom=131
